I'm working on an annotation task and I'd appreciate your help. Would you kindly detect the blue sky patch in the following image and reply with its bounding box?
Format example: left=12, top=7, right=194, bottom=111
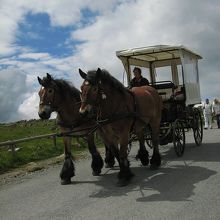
left=16, top=12, right=78, bottom=58
left=80, top=8, right=99, bottom=26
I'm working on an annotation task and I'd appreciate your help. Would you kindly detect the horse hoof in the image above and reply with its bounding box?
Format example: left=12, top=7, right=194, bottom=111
left=105, top=162, right=115, bottom=168
left=136, top=150, right=149, bottom=166
left=92, top=170, right=101, bottom=176
left=141, top=161, right=149, bottom=166
left=61, top=178, right=71, bottom=185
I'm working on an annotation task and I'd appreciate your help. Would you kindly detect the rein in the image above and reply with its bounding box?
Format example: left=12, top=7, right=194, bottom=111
left=58, top=89, right=149, bottom=138
left=57, top=113, right=137, bottom=138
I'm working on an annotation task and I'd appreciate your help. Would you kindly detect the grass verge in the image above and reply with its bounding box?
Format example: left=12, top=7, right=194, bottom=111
left=0, top=119, right=103, bottom=174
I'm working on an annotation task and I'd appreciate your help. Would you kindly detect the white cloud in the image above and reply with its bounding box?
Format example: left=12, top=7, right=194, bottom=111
left=0, top=68, right=28, bottom=122
left=18, top=91, right=57, bottom=120
left=1, top=0, right=220, bottom=122
left=71, top=0, right=220, bottom=100
left=18, top=92, right=39, bottom=120
left=18, top=92, right=39, bottom=119
left=0, top=0, right=121, bottom=56
left=18, top=52, right=51, bottom=60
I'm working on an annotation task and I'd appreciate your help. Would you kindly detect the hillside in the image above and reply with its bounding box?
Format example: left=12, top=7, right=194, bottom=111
left=0, top=119, right=98, bottom=173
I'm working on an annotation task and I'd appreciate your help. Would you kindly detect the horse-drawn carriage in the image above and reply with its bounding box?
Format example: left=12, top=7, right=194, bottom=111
left=38, top=44, right=203, bottom=186
left=116, top=45, right=203, bottom=156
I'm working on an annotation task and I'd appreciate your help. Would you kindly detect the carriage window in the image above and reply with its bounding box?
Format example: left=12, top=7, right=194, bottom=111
left=155, top=66, right=172, bottom=82
left=181, top=54, right=199, bottom=84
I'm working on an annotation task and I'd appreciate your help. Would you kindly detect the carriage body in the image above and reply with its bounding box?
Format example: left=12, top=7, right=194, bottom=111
left=116, top=45, right=203, bottom=156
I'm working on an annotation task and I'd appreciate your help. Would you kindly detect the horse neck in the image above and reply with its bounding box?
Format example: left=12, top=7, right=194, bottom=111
left=57, top=94, right=81, bottom=124
left=99, top=85, right=133, bottom=117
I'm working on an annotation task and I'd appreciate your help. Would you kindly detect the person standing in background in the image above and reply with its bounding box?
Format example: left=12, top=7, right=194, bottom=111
left=203, top=98, right=213, bottom=129
left=213, top=98, right=220, bottom=128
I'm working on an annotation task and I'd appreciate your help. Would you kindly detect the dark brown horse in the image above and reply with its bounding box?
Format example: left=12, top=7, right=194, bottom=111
left=79, top=68, right=162, bottom=186
left=37, top=73, right=115, bottom=185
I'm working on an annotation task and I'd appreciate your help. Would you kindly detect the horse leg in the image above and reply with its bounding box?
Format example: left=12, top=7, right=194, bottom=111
left=87, top=134, right=104, bottom=176
left=103, top=140, right=120, bottom=167
left=135, top=131, right=149, bottom=166
left=98, top=130, right=117, bottom=167
left=104, top=144, right=116, bottom=168
left=150, top=123, right=161, bottom=169
left=117, top=135, right=134, bottom=187
left=60, top=128, right=75, bottom=185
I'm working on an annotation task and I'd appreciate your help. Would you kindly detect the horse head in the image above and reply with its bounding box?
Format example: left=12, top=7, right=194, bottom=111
left=79, top=68, right=104, bottom=115
left=37, top=73, right=59, bottom=119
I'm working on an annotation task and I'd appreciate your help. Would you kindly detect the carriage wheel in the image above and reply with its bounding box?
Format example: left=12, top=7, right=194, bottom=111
left=173, top=120, right=185, bottom=157
left=192, top=108, right=203, bottom=146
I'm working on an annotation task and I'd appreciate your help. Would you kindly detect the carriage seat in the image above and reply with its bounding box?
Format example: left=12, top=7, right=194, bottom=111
left=151, top=81, right=175, bottom=102
left=174, top=86, right=185, bottom=102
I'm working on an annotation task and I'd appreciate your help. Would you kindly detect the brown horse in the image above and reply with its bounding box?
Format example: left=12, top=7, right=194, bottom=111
left=37, top=73, right=115, bottom=185
left=79, top=68, right=162, bottom=186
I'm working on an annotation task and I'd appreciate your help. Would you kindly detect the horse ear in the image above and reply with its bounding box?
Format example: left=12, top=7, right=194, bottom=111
left=46, top=73, right=52, bottom=82
left=79, top=69, right=87, bottom=79
left=96, top=68, right=102, bottom=79
left=38, top=76, right=42, bottom=85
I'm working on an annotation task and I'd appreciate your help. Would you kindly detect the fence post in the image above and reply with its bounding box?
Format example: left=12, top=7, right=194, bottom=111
left=10, top=144, right=16, bottom=156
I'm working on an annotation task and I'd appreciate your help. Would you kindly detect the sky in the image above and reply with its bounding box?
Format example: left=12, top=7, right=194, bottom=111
left=0, top=0, right=220, bottom=123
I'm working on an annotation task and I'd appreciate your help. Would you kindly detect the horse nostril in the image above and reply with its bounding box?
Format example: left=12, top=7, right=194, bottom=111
left=39, top=111, right=49, bottom=119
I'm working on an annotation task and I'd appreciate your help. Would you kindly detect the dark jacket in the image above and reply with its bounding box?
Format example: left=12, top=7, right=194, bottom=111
left=130, top=77, right=149, bottom=88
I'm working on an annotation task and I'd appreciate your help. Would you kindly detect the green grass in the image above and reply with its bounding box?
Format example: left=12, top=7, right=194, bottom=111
left=0, top=119, right=103, bottom=173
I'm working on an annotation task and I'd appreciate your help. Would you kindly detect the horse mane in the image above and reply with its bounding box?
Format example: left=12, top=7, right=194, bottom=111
left=87, top=69, right=128, bottom=94
left=54, top=79, right=81, bottom=101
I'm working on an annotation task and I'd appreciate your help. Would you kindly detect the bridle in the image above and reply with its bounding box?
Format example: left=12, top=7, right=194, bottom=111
left=39, top=86, right=58, bottom=113
left=81, top=80, right=106, bottom=105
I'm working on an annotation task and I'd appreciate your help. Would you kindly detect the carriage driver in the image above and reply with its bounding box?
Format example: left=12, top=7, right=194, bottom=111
left=129, top=67, right=149, bottom=88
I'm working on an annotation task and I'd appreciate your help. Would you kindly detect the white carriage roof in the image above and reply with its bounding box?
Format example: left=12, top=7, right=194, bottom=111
left=116, top=45, right=202, bottom=62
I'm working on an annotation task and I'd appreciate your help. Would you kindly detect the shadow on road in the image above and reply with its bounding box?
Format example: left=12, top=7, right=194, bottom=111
left=87, top=142, right=219, bottom=202
left=182, top=143, right=220, bottom=162
left=88, top=164, right=216, bottom=203
left=163, top=142, right=220, bottom=163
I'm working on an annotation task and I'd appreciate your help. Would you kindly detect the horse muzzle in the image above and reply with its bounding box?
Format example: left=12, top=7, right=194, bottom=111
left=38, top=105, right=52, bottom=120
left=79, top=103, right=92, bottom=115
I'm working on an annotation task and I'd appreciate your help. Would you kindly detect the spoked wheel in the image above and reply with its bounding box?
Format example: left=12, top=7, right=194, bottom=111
left=192, top=108, right=203, bottom=146
left=173, top=119, right=185, bottom=157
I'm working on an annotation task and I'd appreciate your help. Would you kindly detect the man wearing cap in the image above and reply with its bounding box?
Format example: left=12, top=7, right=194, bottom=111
left=130, top=67, right=149, bottom=88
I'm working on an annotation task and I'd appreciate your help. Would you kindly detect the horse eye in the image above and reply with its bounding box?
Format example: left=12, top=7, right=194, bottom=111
left=48, top=89, right=53, bottom=94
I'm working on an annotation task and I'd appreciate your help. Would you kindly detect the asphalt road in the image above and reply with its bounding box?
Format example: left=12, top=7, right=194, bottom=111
left=0, top=128, right=220, bottom=220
